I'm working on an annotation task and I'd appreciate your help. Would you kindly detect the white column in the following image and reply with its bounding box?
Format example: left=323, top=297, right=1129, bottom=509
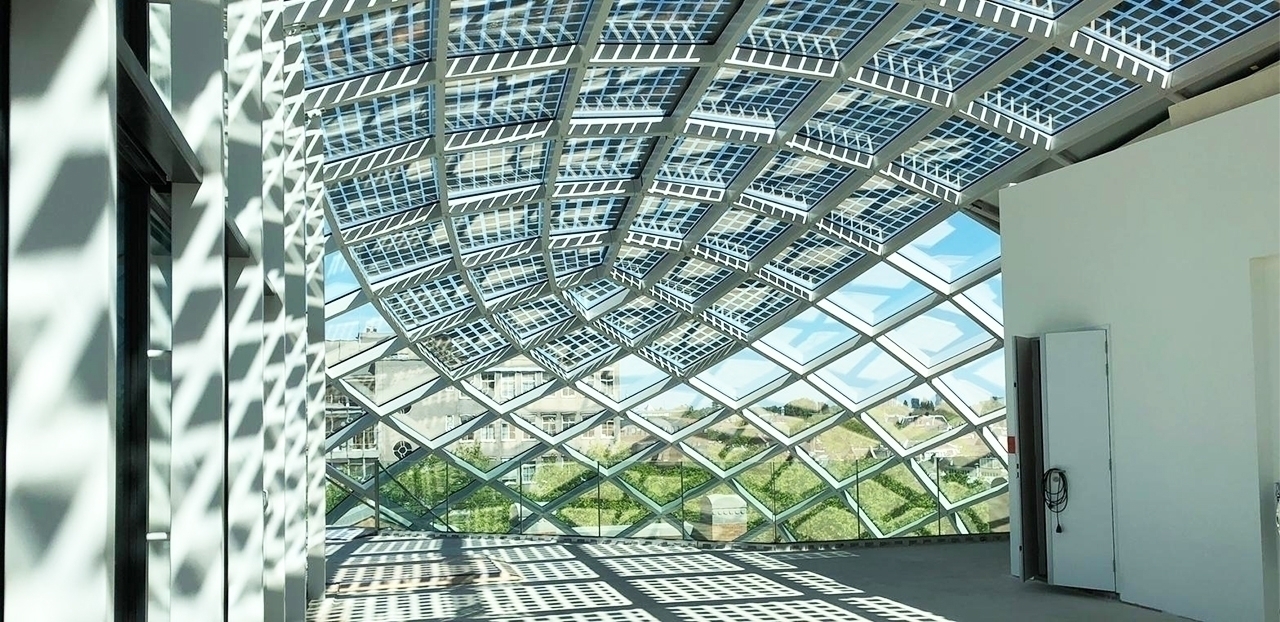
left=226, top=0, right=268, bottom=620
left=170, top=0, right=228, bottom=619
left=6, top=2, right=117, bottom=622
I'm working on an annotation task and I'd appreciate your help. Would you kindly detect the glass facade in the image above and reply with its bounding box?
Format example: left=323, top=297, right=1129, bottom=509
left=311, top=0, right=1278, bottom=542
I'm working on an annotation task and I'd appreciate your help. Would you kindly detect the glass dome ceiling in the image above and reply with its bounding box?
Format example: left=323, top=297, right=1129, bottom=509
left=313, top=0, right=1278, bottom=538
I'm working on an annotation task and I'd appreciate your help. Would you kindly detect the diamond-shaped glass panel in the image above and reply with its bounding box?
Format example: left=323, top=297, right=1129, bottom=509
left=961, top=273, right=1004, bottom=323
left=747, top=379, right=843, bottom=438
left=601, top=0, right=737, bottom=43
left=898, top=212, right=1000, bottom=283
left=741, top=0, right=895, bottom=59
left=939, top=350, right=1007, bottom=417
left=799, top=418, right=892, bottom=482
left=448, top=0, right=591, bottom=56
left=302, top=2, right=434, bottom=87
left=444, top=70, right=568, bottom=133
left=685, top=414, right=775, bottom=470
left=694, top=349, right=788, bottom=402
left=802, top=87, right=930, bottom=154
left=633, top=384, right=722, bottom=434
left=824, top=263, right=931, bottom=326
left=814, top=343, right=914, bottom=405
left=886, top=302, right=993, bottom=368
left=896, top=117, right=1028, bottom=190
left=866, top=384, right=966, bottom=449
left=759, top=307, right=858, bottom=366
left=870, top=10, right=1024, bottom=90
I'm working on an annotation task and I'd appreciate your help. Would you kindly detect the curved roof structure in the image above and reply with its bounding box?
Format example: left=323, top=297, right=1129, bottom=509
left=314, top=0, right=1278, bottom=537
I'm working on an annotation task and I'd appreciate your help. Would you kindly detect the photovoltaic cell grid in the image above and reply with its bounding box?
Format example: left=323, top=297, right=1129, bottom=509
left=322, top=85, right=434, bottom=159
left=302, top=2, right=434, bottom=87
left=870, top=10, right=1024, bottom=90
left=801, top=87, right=930, bottom=154
left=315, top=0, right=1273, bottom=544
left=740, top=0, right=896, bottom=59
left=1082, top=0, right=1279, bottom=69
left=978, top=48, right=1138, bottom=133
left=444, top=70, right=569, bottom=133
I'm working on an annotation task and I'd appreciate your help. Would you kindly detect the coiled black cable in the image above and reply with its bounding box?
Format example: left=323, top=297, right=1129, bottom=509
left=1043, top=468, right=1068, bottom=533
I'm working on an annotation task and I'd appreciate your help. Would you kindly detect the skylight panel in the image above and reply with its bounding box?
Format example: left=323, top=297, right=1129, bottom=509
left=764, top=231, right=864, bottom=290
left=383, top=274, right=475, bottom=330
left=495, top=296, right=576, bottom=341
left=567, top=278, right=626, bottom=312
left=656, top=258, right=733, bottom=302
left=978, top=49, right=1138, bottom=134
left=550, top=197, right=626, bottom=235
left=454, top=203, right=543, bottom=254
left=444, top=141, right=549, bottom=197
left=800, top=86, right=929, bottom=154
left=813, top=342, right=913, bottom=405
left=302, top=2, right=433, bottom=87
left=444, top=70, right=569, bottom=133
left=700, top=210, right=789, bottom=260
left=471, top=254, right=548, bottom=301
left=657, top=138, right=759, bottom=188
left=869, top=10, right=1024, bottom=90
left=576, top=66, right=694, bottom=118
left=823, top=263, right=930, bottom=326
left=326, top=159, right=437, bottom=229
left=693, top=69, right=818, bottom=128
left=886, top=301, right=994, bottom=368
left=706, top=281, right=797, bottom=334
left=745, top=152, right=856, bottom=211
left=321, top=85, right=434, bottom=160
left=349, top=219, right=452, bottom=280
left=645, top=321, right=734, bottom=374
left=631, top=197, right=711, bottom=239
left=896, top=117, right=1027, bottom=190
left=615, top=246, right=669, bottom=279
left=601, top=297, right=679, bottom=343
left=989, top=0, right=1078, bottom=18
left=601, top=0, right=738, bottom=44
left=558, top=137, right=655, bottom=181
left=759, top=307, right=858, bottom=366
left=535, top=327, right=619, bottom=376
left=420, top=318, right=509, bottom=370
left=897, top=212, right=999, bottom=283
left=552, top=247, right=606, bottom=276
left=448, top=0, right=592, bottom=56
left=1082, top=0, right=1279, bottom=69
left=741, top=0, right=895, bottom=59
left=824, top=179, right=939, bottom=244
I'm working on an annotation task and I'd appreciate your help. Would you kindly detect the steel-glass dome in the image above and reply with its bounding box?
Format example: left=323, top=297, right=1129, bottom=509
left=310, top=0, right=1279, bottom=539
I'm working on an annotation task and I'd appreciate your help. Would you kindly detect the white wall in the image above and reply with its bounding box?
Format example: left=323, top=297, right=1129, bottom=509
left=1002, top=95, right=1280, bottom=622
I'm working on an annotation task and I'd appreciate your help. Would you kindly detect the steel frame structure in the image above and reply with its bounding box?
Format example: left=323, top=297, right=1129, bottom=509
left=292, top=0, right=1279, bottom=541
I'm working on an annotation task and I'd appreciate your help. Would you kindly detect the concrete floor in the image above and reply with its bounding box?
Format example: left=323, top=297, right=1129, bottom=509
left=309, top=533, right=1189, bottom=622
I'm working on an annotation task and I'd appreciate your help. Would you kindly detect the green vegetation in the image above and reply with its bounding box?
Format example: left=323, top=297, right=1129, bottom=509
left=326, top=482, right=349, bottom=514
left=737, top=458, right=824, bottom=512
left=619, top=461, right=713, bottom=505
left=857, top=465, right=937, bottom=534
left=783, top=497, right=864, bottom=541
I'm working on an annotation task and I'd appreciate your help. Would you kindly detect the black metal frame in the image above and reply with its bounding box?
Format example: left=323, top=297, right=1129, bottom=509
left=1, top=0, right=10, bottom=614
left=1015, top=336, right=1048, bottom=581
left=113, top=5, right=198, bottom=619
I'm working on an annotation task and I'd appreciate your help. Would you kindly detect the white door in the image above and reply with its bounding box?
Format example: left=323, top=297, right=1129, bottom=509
left=1041, top=329, right=1116, bottom=592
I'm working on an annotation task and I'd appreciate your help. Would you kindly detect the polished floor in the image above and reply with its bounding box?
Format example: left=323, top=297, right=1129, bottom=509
left=309, top=532, right=1185, bottom=622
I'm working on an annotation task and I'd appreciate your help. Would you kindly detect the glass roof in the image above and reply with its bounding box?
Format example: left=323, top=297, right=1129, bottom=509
left=312, top=0, right=1276, bottom=538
